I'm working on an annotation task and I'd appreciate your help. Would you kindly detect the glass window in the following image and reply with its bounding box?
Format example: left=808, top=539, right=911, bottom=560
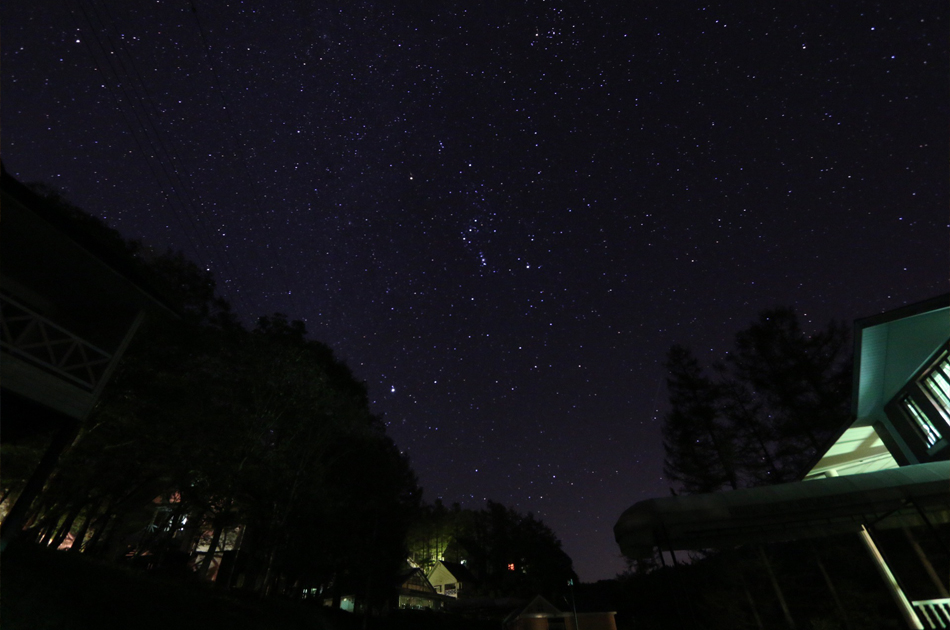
left=888, top=344, right=950, bottom=454
left=902, top=395, right=941, bottom=448
left=921, top=351, right=950, bottom=424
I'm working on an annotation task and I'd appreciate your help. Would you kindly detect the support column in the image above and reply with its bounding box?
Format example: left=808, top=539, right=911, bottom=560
left=0, top=311, right=145, bottom=553
left=810, top=543, right=853, bottom=630
left=757, top=545, right=796, bottom=630
left=858, top=525, right=923, bottom=629
left=738, top=571, right=765, bottom=630
left=903, top=526, right=949, bottom=598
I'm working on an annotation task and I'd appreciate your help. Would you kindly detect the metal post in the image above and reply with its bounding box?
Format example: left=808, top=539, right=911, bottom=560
left=909, top=499, right=949, bottom=556
left=568, top=578, right=580, bottom=630
left=738, top=571, right=765, bottom=630
left=810, top=542, right=853, bottom=630
left=659, top=525, right=700, bottom=627
left=858, top=524, right=924, bottom=629
left=757, top=545, right=796, bottom=630
left=903, top=526, right=949, bottom=598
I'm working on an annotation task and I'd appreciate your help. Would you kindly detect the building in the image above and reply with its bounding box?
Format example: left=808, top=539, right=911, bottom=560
left=0, top=166, right=177, bottom=549
left=395, top=567, right=445, bottom=610
left=427, top=559, right=477, bottom=598
left=614, top=296, right=950, bottom=629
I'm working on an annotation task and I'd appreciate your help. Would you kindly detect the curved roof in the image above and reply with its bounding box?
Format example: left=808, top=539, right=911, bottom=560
left=614, top=461, right=950, bottom=559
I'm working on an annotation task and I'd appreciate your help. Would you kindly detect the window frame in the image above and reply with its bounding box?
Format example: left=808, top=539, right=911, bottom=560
left=885, top=342, right=950, bottom=460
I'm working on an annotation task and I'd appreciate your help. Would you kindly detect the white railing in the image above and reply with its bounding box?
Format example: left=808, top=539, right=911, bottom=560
left=0, top=293, right=112, bottom=390
left=913, top=599, right=950, bottom=629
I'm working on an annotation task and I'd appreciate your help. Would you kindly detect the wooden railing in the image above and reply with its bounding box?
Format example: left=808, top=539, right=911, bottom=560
left=0, top=294, right=112, bottom=391
left=914, top=598, right=950, bottom=629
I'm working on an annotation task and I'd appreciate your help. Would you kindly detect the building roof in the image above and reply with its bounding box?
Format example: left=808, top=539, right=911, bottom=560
left=614, top=461, right=950, bottom=559
left=805, top=294, right=949, bottom=477
left=396, top=567, right=438, bottom=593
left=852, top=294, right=948, bottom=422
left=515, top=595, right=563, bottom=618
left=1, top=167, right=180, bottom=332
left=430, top=560, right=478, bottom=584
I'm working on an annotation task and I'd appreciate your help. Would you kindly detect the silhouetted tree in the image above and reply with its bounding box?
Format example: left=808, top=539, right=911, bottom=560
left=410, top=499, right=576, bottom=601
left=6, top=189, right=421, bottom=608
left=663, top=345, right=738, bottom=494
left=662, top=308, right=851, bottom=494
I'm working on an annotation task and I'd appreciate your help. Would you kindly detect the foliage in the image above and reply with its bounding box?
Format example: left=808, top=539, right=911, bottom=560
left=23, top=182, right=222, bottom=318
left=662, top=307, right=851, bottom=494
left=1, top=539, right=501, bottom=630
left=41, top=307, right=421, bottom=600
left=407, top=499, right=576, bottom=601
left=2, top=191, right=420, bottom=608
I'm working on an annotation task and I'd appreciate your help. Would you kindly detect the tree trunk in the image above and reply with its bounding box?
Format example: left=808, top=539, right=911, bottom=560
left=0, top=420, right=80, bottom=551
left=178, top=509, right=204, bottom=555
left=224, top=524, right=247, bottom=590
left=0, top=486, right=15, bottom=506
left=260, top=545, right=279, bottom=597
left=84, top=510, right=113, bottom=555
left=704, top=420, right=738, bottom=490
left=49, top=501, right=86, bottom=550
left=69, top=499, right=102, bottom=553
left=198, top=519, right=225, bottom=579
left=36, top=499, right=71, bottom=545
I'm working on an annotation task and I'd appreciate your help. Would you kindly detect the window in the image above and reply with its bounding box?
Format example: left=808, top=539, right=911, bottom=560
left=887, top=344, right=950, bottom=456
left=920, top=349, right=950, bottom=424
left=902, top=395, right=941, bottom=448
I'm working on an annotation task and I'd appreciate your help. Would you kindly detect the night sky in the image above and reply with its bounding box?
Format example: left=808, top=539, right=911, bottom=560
left=2, top=1, right=946, bottom=581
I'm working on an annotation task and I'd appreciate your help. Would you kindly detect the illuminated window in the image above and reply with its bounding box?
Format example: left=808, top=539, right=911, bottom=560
left=887, top=344, right=950, bottom=455
left=508, top=563, right=515, bottom=571
left=902, top=395, right=941, bottom=448
left=920, top=350, right=950, bottom=424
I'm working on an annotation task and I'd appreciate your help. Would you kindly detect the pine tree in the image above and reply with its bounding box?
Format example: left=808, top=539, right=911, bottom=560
left=662, top=345, right=738, bottom=494
left=661, top=309, right=852, bottom=494
left=727, top=308, right=851, bottom=478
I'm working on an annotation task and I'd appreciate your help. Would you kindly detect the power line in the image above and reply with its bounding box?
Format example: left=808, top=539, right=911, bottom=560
left=88, top=0, right=255, bottom=316
left=63, top=0, right=255, bottom=316
left=186, top=0, right=303, bottom=319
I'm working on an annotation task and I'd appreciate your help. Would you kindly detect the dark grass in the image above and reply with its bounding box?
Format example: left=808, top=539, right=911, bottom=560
left=0, top=540, right=325, bottom=630
left=0, top=541, right=500, bottom=630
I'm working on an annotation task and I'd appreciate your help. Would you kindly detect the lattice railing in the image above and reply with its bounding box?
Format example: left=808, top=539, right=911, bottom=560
left=0, top=293, right=112, bottom=391
left=914, top=598, right=950, bottom=629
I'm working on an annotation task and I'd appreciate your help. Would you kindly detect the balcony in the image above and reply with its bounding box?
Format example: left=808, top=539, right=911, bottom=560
left=1, top=293, right=112, bottom=392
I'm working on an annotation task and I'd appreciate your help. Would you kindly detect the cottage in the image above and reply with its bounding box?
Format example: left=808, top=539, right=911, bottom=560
left=396, top=567, right=444, bottom=610
left=427, top=559, right=477, bottom=598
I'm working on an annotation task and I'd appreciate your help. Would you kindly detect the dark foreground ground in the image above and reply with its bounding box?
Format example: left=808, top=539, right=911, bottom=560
left=0, top=541, right=497, bottom=630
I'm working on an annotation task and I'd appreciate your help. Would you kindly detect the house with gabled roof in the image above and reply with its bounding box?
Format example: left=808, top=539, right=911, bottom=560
left=427, top=559, right=478, bottom=598
left=395, top=566, right=445, bottom=610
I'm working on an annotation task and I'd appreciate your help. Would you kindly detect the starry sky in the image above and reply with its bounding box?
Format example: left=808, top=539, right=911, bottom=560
left=2, top=1, right=947, bottom=581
